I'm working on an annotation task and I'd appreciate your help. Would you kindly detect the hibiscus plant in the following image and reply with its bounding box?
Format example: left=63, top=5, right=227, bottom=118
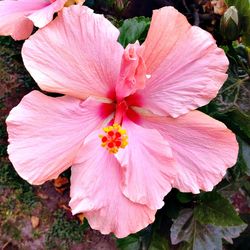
left=0, top=0, right=249, bottom=249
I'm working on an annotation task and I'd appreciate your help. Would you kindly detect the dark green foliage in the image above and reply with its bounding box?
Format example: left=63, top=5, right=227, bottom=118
left=118, top=16, right=150, bottom=47
left=171, top=208, right=247, bottom=250
left=194, top=192, right=245, bottom=226
left=116, top=204, right=175, bottom=250
left=202, top=44, right=250, bottom=143
left=0, top=36, right=36, bottom=89
left=0, top=163, right=37, bottom=207
left=176, top=192, right=193, bottom=204
left=168, top=192, right=247, bottom=250
left=116, top=234, right=142, bottom=250
left=116, top=227, right=170, bottom=250
left=45, top=210, right=88, bottom=249
left=148, top=231, right=170, bottom=250
left=229, top=138, right=250, bottom=180
left=1, top=222, right=21, bottom=241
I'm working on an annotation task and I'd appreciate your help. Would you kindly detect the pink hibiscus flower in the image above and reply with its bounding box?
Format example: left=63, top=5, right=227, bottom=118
left=6, top=5, right=238, bottom=237
left=0, top=0, right=83, bottom=40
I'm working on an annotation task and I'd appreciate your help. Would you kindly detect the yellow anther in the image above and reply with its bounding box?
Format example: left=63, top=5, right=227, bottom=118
left=99, top=123, right=128, bottom=154
left=64, top=0, right=84, bottom=7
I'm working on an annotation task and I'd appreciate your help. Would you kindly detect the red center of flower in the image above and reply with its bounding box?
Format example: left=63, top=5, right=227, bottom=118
left=97, top=41, right=148, bottom=154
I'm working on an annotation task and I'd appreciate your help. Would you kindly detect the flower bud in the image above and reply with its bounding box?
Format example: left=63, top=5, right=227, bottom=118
left=220, top=6, right=240, bottom=41
left=115, top=0, right=126, bottom=11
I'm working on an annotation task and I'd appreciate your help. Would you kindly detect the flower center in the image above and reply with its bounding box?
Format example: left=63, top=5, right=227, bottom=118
left=99, top=97, right=129, bottom=153
left=99, top=124, right=128, bottom=154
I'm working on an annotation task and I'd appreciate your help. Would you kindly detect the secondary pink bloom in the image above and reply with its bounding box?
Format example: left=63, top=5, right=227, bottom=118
left=0, top=0, right=83, bottom=40
left=7, top=5, right=238, bottom=237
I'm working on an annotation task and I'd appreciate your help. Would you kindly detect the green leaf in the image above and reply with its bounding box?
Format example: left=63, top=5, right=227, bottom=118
left=225, top=0, right=250, bottom=17
left=206, top=45, right=250, bottom=139
left=230, top=138, right=250, bottom=179
left=170, top=209, right=247, bottom=250
left=148, top=232, right=170, bottom=250
left=227, top=109, right=250, bottom=139
left=194, top=192, right=245, bottom=226
left=116, top=235, right=141, bottom=250
left=241, top=140, right=250, bottom=176
left=176, top=192, right=193, bottom=204
left=170, top=209, right=194, bottom=245
left=213, top=74, right=249, bottom=137
left=118, top=17, right=150, bottom=47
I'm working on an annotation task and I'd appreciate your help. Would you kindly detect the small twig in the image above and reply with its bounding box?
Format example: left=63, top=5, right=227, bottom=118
left=221, top=77, right=249, bottom=94
left=182, top=0, right=191, bottom=12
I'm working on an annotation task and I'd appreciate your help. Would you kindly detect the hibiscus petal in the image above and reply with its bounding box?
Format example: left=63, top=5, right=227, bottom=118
left=9, top=17, right=34, bottom=40
left=70, top=131, right=156, bottom=238
left=139, top=7, right=228, bottom=117
left=114, top=118, right=174, bottom=210
left=7, top=91, right=105, bottom=185
left=22, top=5, right=124, bottom=100
left=142, top=6, right=190, bottom=74
left=0, top=0, right=47, bottom=40
left=140, top=111, right=238, bottom=193
left=28, top=0, right=66, bottom=28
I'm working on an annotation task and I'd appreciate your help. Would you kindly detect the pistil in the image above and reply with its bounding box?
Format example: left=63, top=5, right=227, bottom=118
left=99, top=100, right=129, bottom=154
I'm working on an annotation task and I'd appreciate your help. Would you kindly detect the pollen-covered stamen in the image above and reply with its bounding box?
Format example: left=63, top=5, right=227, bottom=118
left=99, top=124, right=128, bottom=154
left=64, top=0, right=84, bottom=7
